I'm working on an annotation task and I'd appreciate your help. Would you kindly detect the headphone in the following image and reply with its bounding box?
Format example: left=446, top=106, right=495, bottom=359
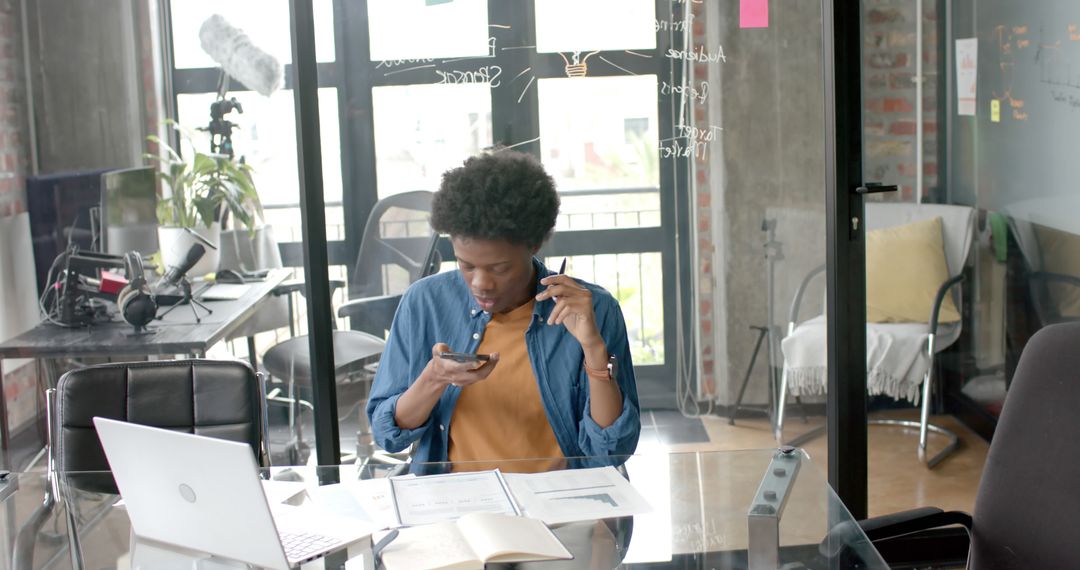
left=117, top=252, right=157, bottom=331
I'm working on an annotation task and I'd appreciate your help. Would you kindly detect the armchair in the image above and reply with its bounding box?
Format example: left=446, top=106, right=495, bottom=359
left=775, top=203, right=976, bottom=468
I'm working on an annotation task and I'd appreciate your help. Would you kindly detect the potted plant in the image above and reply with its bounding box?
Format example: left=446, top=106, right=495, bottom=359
left=146, top=127, right=262, bottom=277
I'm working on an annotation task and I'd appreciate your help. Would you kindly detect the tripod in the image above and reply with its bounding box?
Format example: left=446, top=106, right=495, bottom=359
left=156, top=278, right=213, bottom=323
left=729, top=219, right=808, bottom=426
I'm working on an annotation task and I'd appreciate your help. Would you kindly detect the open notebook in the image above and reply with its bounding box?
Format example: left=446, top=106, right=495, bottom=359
left=379, top=512, right=572, bottom=570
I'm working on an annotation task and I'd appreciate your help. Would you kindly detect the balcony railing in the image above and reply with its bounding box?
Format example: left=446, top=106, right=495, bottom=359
left=258, top=191, right=663, bottom=365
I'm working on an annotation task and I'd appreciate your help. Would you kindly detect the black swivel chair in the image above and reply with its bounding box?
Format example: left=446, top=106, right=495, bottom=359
left=858, top=320, right=1080, bottom=568
left=12, top=359, right=269, bottom=570
left=262, top=190, right=441, bottom=464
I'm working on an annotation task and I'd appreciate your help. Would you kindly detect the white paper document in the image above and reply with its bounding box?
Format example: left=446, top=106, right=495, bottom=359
left=504, top=466, right=652, bottom=525
left=307, top=477, right=401, bottom=529
left=391, top=470, right=520, bottom=526
left=955, top=38, right=978, bottom=116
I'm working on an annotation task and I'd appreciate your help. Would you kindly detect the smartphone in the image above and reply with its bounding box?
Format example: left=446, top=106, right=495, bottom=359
left=439, top=351, right=491, bottom=363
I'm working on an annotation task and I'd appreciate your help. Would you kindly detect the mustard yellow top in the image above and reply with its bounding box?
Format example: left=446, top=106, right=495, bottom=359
left=448, top=299, right=566, bottom=473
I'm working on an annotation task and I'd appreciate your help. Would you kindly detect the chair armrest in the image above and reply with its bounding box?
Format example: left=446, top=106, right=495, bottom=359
left=272, top=279, right=305, bottom=296
left=929, top=274, right=966, bottom=335
left=787, top=264, right=827, bottom=327
left=337, top=294, right=403, bottom=336
left=272, top=279, right=346, bottom=297
left=858, top=506, right=972, bottom=542
left=336, top=294, right=402, bottom=318
left=1030, top=270, right=1080, bottom=290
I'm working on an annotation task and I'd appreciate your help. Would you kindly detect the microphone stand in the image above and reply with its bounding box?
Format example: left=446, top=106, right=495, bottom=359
left=156, top=277, right=213, bottom=323
left=729, top=218, right=783, bottom=425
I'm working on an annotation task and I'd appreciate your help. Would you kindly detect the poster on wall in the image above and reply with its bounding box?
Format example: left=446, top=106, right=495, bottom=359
left=956, top=38, right=978, bottom=116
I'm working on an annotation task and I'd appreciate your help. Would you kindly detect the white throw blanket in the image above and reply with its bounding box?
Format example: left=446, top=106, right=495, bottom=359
left=780, top=316, right=933, bottom=404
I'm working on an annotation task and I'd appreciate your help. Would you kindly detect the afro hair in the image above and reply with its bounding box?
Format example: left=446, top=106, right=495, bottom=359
left=431, top=150, right=560, bottom=249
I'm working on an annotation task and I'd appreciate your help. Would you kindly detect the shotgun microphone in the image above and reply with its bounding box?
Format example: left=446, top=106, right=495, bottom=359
left=199, top=14, right=283, bottom=96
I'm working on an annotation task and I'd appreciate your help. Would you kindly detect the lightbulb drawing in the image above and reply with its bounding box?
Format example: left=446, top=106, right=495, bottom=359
left=559, top=51, right=600, bottom=77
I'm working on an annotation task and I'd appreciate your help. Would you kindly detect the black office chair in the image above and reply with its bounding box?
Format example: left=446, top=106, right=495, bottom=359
left=857, top=320, right=1080, bottom=568
left=12, top=359, right=269, bottom=570
left=262, top=190, right=441, bottom=464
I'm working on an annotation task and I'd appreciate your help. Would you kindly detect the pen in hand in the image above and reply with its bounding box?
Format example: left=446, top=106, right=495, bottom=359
left=552, top=257, right=567, bottom=301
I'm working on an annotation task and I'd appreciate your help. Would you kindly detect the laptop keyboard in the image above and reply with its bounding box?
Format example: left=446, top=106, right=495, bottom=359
left=280, top=530, right=342, bottom=562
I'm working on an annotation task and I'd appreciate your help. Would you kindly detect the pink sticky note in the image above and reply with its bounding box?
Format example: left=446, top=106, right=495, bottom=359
left=740, top=0, right=769, bottom=28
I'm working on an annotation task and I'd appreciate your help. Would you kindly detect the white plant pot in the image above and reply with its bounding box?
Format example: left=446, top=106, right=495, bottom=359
left=158, top=224, right=222, bottom=279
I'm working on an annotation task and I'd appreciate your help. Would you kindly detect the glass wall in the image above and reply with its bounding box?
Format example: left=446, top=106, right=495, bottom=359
left=0, top=0, right=184, bottom=470
left=946, top=2, right=1080, bottom=442
left=313, top=0, right=683, bottom=458
left=3, top=4, right=984, bottom=535
left=151, top=0, right=838, bottom=469
left=0, top=0, right=837, bottom=479
left=155, top=0, right=692, bottom=463
left=851, top=0, right=1079, bottom=518
left=7, top=0, right=1071, bottom=541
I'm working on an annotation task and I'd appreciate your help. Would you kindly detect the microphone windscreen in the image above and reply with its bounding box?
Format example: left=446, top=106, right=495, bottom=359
left=199, top=14, right=283, bottom=97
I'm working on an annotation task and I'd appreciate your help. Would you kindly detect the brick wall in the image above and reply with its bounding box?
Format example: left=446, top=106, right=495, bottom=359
left=691, top=1, right=717, bottom=397
left=0, top=0, right=38, bottom=433
left=0, top=0, right=26, bottom=217
left=135, top=0, right=164, bottom=147
left=863, top=0, right=939, bottom=201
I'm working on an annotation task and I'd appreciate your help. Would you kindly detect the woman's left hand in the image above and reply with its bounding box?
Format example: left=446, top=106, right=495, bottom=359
left=536, top=274, right=603, bottom=349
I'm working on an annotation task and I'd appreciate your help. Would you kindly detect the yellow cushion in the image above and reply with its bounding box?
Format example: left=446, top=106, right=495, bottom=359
left=866, top=216, right=961, bottom=323
left=1033, top=224, right=1080, bottom=318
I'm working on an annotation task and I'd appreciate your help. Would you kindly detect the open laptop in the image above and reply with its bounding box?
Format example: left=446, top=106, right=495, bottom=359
left=93, top=417, right=373, bottom=569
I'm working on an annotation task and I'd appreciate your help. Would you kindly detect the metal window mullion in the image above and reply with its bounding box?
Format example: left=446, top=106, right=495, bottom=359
left=338, top=0, right=379, bottom=290
left=654, top=0, right=685, bottom=390
left=289, top=0, right=340, bottom=466
left=171, top=62, right=341, bottom=94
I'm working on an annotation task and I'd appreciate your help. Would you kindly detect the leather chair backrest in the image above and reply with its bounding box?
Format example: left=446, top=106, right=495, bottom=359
left=865, top=202, right=975, bottom=277
left=970, top=321, right=1080, bottom=569
left=54, top=359, right=263, bottom=494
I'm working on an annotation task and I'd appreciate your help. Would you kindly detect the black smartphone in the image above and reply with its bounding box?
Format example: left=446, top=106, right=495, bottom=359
left=439, top=351, right=491, bottom=363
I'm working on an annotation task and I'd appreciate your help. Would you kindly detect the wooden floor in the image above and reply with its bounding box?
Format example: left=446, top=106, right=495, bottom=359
left=640, top=408, right=988, bottom=517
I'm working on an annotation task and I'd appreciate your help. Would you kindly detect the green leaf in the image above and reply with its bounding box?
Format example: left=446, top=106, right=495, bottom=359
left=147, top=123, right=264, bottom=230
left=192, top=153, right=216, bottom=175
left=192, top=197, right=219, bottom=229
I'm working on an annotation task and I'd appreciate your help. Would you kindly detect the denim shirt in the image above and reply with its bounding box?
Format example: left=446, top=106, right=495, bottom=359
left=366, top=258, right=640, bottom=470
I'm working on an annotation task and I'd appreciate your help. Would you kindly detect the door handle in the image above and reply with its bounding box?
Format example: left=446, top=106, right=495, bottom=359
left=854, top=182, right=899, bottom=195
left=849, top=183, right=898, bottom=236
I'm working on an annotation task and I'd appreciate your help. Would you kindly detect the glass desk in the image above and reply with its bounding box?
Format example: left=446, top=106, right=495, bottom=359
left=1, top=449, right=886, bottom=569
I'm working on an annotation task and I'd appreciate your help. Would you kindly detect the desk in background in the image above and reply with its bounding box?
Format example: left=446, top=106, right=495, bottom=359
left=0, top=269, right=291, bottom=470
left=2, top=449, right=887, bottom=569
